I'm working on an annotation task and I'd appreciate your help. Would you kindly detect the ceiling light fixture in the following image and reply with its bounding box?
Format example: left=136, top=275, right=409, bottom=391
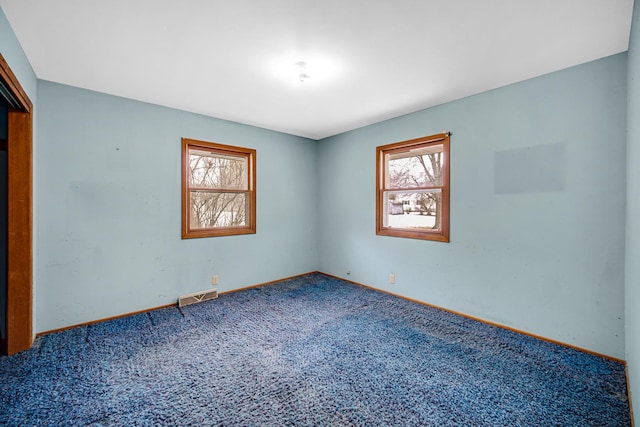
left=295, top=61, right=310, bottom=83
left=270, top=55, right=340, bottom=86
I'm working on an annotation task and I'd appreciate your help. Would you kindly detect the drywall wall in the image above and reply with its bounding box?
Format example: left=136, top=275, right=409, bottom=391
left=35, top=81, right=318, bottom=331
left=3, top=1, right=631, bottom=370
left=0, top=7, right=36, bottom=100
left=626, top=0, right=640, bottom=418
left=318, top=53, right=627, bottom=359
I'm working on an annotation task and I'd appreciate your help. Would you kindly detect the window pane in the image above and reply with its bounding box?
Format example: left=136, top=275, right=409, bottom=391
left=386, top=144, right=443, bottom=189
left=383, top=190, right=442, bottom=231
left=190, top=191, right=247, bottom=229
left=189, top=149, right=248, bottom=190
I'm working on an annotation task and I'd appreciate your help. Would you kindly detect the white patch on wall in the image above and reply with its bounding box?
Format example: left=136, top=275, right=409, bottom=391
left=494, top=142, right=567, bottom=194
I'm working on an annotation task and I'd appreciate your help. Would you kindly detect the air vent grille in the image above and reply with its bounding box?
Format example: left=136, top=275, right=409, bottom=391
left=178, top=289, right=218, bottom=307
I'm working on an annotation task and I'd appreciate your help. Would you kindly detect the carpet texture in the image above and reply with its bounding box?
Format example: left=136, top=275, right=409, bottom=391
left=0, top=274, right=631, bottom=426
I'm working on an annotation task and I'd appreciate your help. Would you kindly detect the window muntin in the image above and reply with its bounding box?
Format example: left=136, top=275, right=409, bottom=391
left=376, top=133, right=450, bottom=242
left=182, top=138, right=256, bottom=238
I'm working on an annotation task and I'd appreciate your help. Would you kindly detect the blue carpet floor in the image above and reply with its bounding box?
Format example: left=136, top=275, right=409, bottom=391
left=0, top=273, right=631, bottom=426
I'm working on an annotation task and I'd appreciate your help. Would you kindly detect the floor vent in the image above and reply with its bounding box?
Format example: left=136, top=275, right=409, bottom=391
left=178, top=289, right=218, bottom=307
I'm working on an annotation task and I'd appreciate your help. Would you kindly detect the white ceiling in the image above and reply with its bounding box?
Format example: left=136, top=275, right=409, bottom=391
left=0, top=0, right=634, bottom=140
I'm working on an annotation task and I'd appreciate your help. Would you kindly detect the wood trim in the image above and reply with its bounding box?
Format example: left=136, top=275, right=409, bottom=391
left=318, top=272, right=626, bottom=365
left=218, top=272, right=318, bottom=295
left=627, top=366, right=636, bottom=427
left=0, top=52, right=34, bottom=356
left=6, top=110, right=33, bottom=355
left=376, top=132, right=450, bottom=242
left=37, top=303, right=178, bottom=337
left=37, top=272, right=318, bottom=336
left=181, top=137, right=257, bottom=239
left=382, top=134, right=447, bottom=152
left=32, top=270, right=636, bottom=422
left=34, top=270, right=628, bottom=366
left=0, top=53, right=32, bottom=113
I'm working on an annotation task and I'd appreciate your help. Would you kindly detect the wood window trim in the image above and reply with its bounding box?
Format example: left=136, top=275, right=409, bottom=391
left=376, top=132, right=450, bottom=242
left=181, top=138, right=256, bottom=239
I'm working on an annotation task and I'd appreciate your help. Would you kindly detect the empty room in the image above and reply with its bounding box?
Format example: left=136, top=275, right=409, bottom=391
left=1, top=0, right=639, bottom=425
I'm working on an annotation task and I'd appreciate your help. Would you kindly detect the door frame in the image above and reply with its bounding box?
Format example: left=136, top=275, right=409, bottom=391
left=0, top=53, right=33, bottom=355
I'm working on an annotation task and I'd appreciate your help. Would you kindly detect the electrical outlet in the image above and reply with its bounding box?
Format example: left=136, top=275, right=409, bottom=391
left=389, top=273, right=395, bottom=284
left=212, top=275, right=218, bottom=285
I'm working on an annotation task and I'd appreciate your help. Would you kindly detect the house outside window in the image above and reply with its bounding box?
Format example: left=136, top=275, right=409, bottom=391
left=182, top=138, right=256, bottom=239
left=376, top=132, right=450, bottom=242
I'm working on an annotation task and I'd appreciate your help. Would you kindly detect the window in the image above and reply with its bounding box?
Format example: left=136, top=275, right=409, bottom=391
left=376, top=132, right=450, bottom=242
left=182, top=138, right=256, bottom=238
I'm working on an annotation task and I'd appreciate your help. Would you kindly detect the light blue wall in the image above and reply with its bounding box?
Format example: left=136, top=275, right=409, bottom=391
left=626, top=0, right=640, bottom=418
left=4, top=3, right=634, bottom=401
left=0, top=8, right=36, bottom=101
left=35, top=81, right=318, bottom=331
left=0, top=5, right=38, bottom=339
left=318, top=53, right=628, bottom=359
